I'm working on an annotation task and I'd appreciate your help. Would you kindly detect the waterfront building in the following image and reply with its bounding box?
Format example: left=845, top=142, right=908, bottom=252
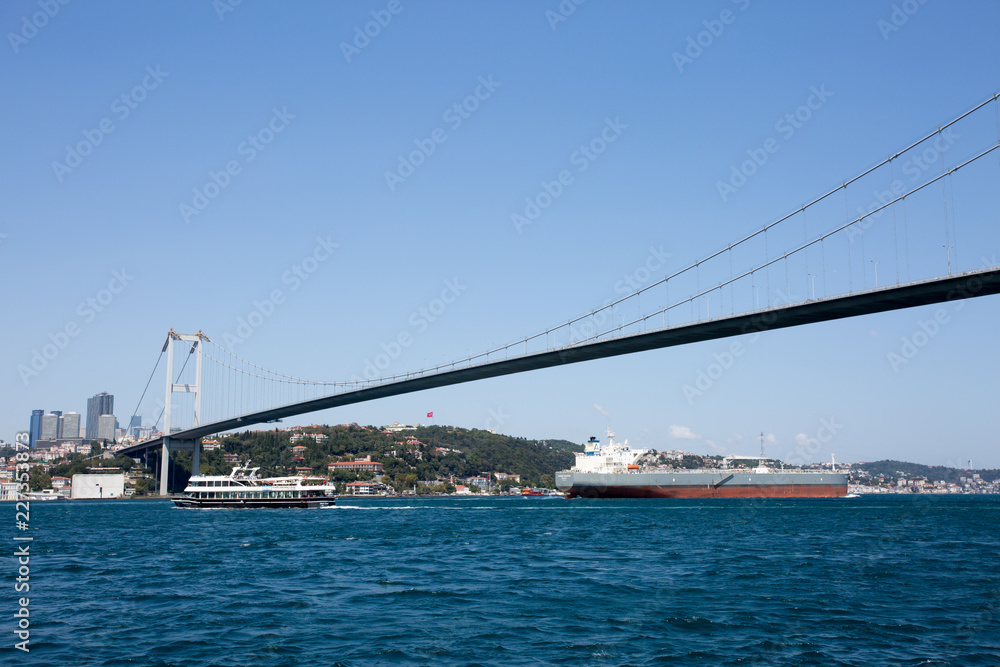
left=466, top=476, right=490, bottom=489
left=71, top=473, right=125, bottom=499
left=29, top=409, right=43, bottom=448
left=0, top=482, right=20, bottom=501
left=86, top=392, right=114, bottom=439
left=345, top=480, right=388, bottom=495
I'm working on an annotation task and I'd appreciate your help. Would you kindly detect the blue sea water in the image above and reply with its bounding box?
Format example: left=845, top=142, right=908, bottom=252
left=6, top=495, right=1000, bottom=666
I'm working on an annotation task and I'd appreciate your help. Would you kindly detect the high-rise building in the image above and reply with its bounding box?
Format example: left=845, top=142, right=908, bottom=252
left=129, top=415, right=142, bottom=437
left=86, top=393, right=114, bottom=440
left=97, top=414, right=117, bottom=442
left=60, top=413, right=81, bottom=441
left=40, top=413, right=60, bottom=440
left=29, top=410, right=43, bottom=448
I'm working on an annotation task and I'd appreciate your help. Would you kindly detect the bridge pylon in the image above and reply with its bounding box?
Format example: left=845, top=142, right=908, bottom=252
left=159, top=330, right=208, bottom=495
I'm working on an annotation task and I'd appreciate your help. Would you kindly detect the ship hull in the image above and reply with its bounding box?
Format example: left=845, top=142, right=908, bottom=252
left=556, top=471, right=848, bottom=499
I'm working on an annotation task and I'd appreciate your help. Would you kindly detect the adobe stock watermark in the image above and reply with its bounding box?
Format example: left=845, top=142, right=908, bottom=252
left=179, top=107, right=294, bottom=224
left=672, top=0, right=751, bottom=74
left=562, top=245, right=671, bottom=348
left=877, top=0, right=930, bottom=40
left=682, top=288, right=797, bottom=404
left=785, top=418, right=843, bottom=466
left=213, top=0, right=243, bottom=21
left=384, top=75, right=501, bottom=192
left=886, top=256, right=995, bottom=372
left=17, top=269, right=134, bottom=385
left=7, top=0, right=70, bottom=54
left=484, top=405, right=511, bottom=431
left=848, top=128, right=957, bottom=243
left=511, top=117, right=627, bottom=233
left=340, top=0, right=406, bottom=63
left=717, top=85, right=833, bottom=202
left=221, top=236, right=339, bottom=347
left=51, top=66, right=169, bottom=183
left=13, top=431, right=32, bottom=653
left=351, top=278, right=467, bottom=381
left=545, top=0, right=586, bottom=31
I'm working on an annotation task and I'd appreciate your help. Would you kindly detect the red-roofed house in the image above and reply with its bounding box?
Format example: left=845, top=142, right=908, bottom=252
left=327, top=460, right=384, bottom=473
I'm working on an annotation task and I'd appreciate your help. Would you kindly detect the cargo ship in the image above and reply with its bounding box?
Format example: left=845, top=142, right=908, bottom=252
left=556, top=432, right=848, bottom=499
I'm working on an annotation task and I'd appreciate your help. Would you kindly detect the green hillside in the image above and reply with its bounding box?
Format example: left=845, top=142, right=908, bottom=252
left=855, top=459, right=1000, bottom=484
left=170, top=424, right=581, bottom=492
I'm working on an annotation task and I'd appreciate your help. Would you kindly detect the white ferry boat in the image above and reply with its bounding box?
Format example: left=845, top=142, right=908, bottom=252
left=172, top=465, right=337, bottom=508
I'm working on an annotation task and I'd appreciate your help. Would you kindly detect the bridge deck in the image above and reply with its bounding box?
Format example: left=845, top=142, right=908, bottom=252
left=120, top=268, right=999, bottom=457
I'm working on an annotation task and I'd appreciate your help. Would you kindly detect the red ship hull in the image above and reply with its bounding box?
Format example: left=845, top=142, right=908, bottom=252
left=563, top=484, right=848, bottom=499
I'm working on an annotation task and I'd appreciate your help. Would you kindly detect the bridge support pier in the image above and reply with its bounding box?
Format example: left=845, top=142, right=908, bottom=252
left=159, top=437, right=171, bottom=496
left=192, top=438, right=201, bottom=477
left=158, top=437, right=199, bottom=495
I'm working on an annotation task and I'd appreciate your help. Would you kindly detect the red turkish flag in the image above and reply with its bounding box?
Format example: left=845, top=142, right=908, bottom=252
left=426, top=412, right=433, bottom=418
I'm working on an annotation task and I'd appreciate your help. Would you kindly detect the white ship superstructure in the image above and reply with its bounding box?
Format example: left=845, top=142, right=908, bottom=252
left=572, top=431, right=647, bottom=473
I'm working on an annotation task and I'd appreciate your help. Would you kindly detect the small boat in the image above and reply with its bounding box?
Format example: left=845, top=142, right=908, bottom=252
left=172, top=465, right=337, bottom=508
left=26, top=489, right=64, bottom=501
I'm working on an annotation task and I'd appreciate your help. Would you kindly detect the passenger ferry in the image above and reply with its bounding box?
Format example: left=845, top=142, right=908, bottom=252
left=172, top=465, right=337, bottom=508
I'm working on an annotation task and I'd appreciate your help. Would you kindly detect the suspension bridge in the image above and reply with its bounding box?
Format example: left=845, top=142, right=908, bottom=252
left=119, top=93, right=1000, bottom=494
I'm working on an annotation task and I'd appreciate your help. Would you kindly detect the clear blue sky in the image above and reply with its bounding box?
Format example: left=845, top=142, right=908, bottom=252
left=3, top=0, right=1000, bottom=467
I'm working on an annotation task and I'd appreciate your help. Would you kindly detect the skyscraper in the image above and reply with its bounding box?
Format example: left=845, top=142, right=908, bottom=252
left=29, top=410, right=43, bottom=448
left=60, top=412, right=81, bottom=441
left=86, top=392, right=114, bottom=440
left=97, top=414, right=116, bottom=442
left=129, top=415, right=142, bottom=437
left=40, top=413, right=60, bottom=440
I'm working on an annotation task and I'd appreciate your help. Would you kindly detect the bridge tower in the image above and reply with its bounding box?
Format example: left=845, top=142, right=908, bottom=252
left=159, top=330, right=207, bottom=495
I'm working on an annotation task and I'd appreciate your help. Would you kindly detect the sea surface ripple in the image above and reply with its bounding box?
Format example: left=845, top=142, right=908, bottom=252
left=9, top=495, right=1000, bottom=666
